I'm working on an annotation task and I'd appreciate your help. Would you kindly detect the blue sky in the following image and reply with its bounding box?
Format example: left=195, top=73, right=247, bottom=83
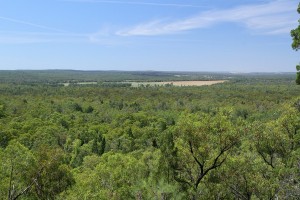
left=0, top=0, right=299, bottom=72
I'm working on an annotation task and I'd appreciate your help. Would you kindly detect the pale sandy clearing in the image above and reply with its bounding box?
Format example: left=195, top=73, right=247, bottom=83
left=165, top=80, right=227, bottom=86
left=129, top=80, right=227, bottom=87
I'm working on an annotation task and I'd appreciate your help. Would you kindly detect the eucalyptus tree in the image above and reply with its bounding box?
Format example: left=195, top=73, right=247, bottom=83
left=291, top=2, right=300, bottom=84
left=173, top=110, right=241, bottom=199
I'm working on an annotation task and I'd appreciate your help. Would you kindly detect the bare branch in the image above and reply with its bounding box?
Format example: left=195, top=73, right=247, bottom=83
left=257, top=150, right=275, bottom=169
left=189, top=141, right=204, bottom=173
left=194, top=142, right=236, bottom=189
left=8, top=161, right=14, bottom=200
left=13, top=179, right=36, bottom=200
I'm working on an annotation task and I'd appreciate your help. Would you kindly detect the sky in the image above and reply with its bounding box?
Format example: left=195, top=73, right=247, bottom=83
left=0, top=0, right=299, bottom=72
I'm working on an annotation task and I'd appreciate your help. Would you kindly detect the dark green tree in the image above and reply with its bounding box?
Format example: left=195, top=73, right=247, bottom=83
left=291, top=2, right=300, bottom=84
left=0, top=104, right=5, bottom=118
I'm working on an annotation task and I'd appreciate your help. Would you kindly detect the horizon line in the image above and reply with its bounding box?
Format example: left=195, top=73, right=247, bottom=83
left=0, top=69, right=296, bottom=73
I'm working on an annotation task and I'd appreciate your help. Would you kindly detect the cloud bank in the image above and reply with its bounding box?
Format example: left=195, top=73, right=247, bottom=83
left=117, top=0, right=298, bottom=36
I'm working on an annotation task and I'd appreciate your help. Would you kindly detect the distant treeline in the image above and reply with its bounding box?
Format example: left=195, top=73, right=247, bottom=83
left=0, top=70, right=296, bottom=84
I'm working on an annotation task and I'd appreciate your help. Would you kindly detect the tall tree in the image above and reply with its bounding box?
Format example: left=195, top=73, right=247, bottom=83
left=0, top=141, right=37, bottom=200
left=291, top=2, right=300, bottom=84
left=173, top=110, right=240, bottom=199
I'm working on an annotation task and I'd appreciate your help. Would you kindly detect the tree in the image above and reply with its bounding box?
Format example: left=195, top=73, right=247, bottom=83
left=0, top=141, right=37, bottom=200
left=0, top=143, right=74, bottom=200
left=291, top=2, right=300, bottom=84
left=173, top=110, right=241, bottom=198
left=65, top=152, right=146, bottom=199
left=0, top=104, right=5, bottom=118
left=252, top=102, right=300, bottom=199
left=32, top=146, right=75, bottom=199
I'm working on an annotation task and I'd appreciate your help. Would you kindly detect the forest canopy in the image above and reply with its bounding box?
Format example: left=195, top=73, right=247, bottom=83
left=0, top=71, right=299, bottom=199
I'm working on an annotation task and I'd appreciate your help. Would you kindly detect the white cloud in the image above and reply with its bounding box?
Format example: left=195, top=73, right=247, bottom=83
left=0, top=16, right=109, bottom=44
left=0, top=15, right=127, bottom=45
left=0, top=30, right=125, bottom=45
left=0, top=16, right=67, bottom=33
left=0, top=16, right=93, bottom=44
left=88, top=28, right=130, bottom=46
left=60, top=0, right=206, bottom=8
left=0, top=31, right=88, bottom=44
left=117, top=0, right=299, bottom=36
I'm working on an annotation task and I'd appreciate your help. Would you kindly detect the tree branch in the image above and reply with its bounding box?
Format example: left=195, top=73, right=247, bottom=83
left=13, top=179, right=36, bottom=200
left=174, top=176, right=192, bottom=188
left=194, top=142, right=236, bottom=189
left=229, top=185, right=249, bottom=200
left=12, top=165, right=46, bottom=200
left=189, top=141, right=204, bottom=173
left=8, top=161, right=14, bottom=200
left=257, top=150, right=275, bottom=169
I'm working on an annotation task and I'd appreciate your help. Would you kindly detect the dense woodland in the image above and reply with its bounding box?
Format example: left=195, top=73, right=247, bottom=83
left=0, top=71, right=300, bottom=199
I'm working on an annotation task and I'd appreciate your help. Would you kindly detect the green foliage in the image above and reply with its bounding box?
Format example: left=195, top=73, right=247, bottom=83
left=65, top=152, right=146, bottom=199
left=291, top=3, right=300, bottom=84
left=291, top=29, right=300, bottom=51
left=32, top=146, right=74, bottom=199
left=0, top=71, right=300, bottom=199
left=0, top=104, right=5, bottom=118
left=0, top=141, right=37, bottom=199
left=173, top=110, right=241, bottom=197
left=0, top=70, right=234, bottom=84
left=0, top=131, right=12, bottom=148
left=252, top=104, right=300, bottom=198
left=291, top=3, right=300, bottom=51
left=221, top=145, right=279, bottom=199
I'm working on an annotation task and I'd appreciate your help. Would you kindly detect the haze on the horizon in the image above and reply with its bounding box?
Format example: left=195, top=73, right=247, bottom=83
left=0, top=0, right=299, bottom=72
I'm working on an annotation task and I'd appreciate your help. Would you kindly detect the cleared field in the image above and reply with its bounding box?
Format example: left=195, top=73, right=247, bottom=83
left=62, top=82, right=98, bottom=86
left=129, top=80, right=227, bottom=87
left=61, top=80, right=227, bottom=87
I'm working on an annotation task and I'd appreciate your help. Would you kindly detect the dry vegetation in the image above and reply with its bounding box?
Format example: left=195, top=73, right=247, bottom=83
left=164, top=80, right=227, bottom=86
left=129, top=80, right=227, bottom=87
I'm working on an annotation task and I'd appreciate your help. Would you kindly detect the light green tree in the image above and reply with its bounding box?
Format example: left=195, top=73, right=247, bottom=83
left=32, top=146, right=74, bottom=199
left=0, top=141, right=37, bottom=200
left=253, top=103, right=300, bottom=198
left=65, top=152, right=146, bottom=200
left=173, top=110, right=241, bottom=199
